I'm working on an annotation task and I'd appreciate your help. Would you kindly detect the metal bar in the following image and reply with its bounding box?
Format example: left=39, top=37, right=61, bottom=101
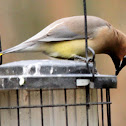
left=28, top=91, right=32, bottom=126
left=16, top=90, right=20, bottom=126
left=51, top=90, right=55, bottom=126
left=83, top=0, right=88, bottom=59
left=40, top=89, right=44, bottom=126
left=96, top=89, right=99, bottom=126
left=86, top=85, right=90, bottom=126
left=106, top=89, right=111, bottom=126
left=101, top=89, right=104, bottom=126
left=0, top=74, right=116, bottom=78
left=0, top=102, right=112, bottom=109
left=64, top=89, right=68, bottom=126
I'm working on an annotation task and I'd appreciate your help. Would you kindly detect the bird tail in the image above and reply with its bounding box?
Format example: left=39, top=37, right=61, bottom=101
left=0, top=37, right=2, bottom=64
left=0, top=41, right=34, bottom=56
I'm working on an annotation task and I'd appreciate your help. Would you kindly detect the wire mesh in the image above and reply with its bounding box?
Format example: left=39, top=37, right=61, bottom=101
left=0, top=88, right=111, bottom=126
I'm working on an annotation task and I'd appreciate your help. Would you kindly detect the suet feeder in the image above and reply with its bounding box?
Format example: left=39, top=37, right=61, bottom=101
left=0, top=60, right=116, bottom=126
left=0, top=0, right=117, bottom=126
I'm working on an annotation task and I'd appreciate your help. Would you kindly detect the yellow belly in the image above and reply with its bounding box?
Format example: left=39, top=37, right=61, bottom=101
left=41, top=37, right=108, bottom=59
left=42, top=39, right=86, bottom=59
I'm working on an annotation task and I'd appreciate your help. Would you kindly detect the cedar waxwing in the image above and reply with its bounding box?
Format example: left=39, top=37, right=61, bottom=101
left=0, top=16, right=126, bottom=75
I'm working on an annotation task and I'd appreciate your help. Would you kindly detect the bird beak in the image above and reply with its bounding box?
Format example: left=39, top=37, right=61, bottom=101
left=116, top=56, right=126, bottom=75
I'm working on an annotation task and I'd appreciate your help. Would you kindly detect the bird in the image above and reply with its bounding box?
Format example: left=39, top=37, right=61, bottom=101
left=0, top=15, right=126, bottom=75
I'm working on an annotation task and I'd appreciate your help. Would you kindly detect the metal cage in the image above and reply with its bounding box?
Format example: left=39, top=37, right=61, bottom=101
left=0, top=60, right=116, bottom=126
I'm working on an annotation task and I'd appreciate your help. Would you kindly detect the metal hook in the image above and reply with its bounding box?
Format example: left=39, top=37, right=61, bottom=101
left=88, top=47, right=96, bottom=79
left=88, top=47, right=95, bottom=62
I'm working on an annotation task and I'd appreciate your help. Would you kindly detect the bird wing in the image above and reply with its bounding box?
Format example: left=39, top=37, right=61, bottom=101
left=24, top=16, right=111, bottom=43
left=1, top=16, right=111, bottom=55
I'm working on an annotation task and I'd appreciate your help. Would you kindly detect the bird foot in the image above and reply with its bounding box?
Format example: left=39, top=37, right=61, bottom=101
left=73, top=55, right=93, bottom=63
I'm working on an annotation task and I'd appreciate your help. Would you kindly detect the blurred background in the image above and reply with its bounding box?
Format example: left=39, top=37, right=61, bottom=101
left=0, top=0, right=125, bottom=125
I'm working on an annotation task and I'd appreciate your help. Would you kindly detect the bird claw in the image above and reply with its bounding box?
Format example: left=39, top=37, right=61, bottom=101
left=73, top=55, right=93, bottom=63
left=73, top=47, right=95, bottom=63
left=73, top=47, right=96, bottom=78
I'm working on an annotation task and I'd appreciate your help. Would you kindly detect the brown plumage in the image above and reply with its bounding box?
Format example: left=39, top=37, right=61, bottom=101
left=1, top=16, right=126, bottom=75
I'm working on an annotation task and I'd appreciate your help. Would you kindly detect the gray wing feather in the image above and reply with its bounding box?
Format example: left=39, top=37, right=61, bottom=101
left=25, top=16, right=110, bottom=43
